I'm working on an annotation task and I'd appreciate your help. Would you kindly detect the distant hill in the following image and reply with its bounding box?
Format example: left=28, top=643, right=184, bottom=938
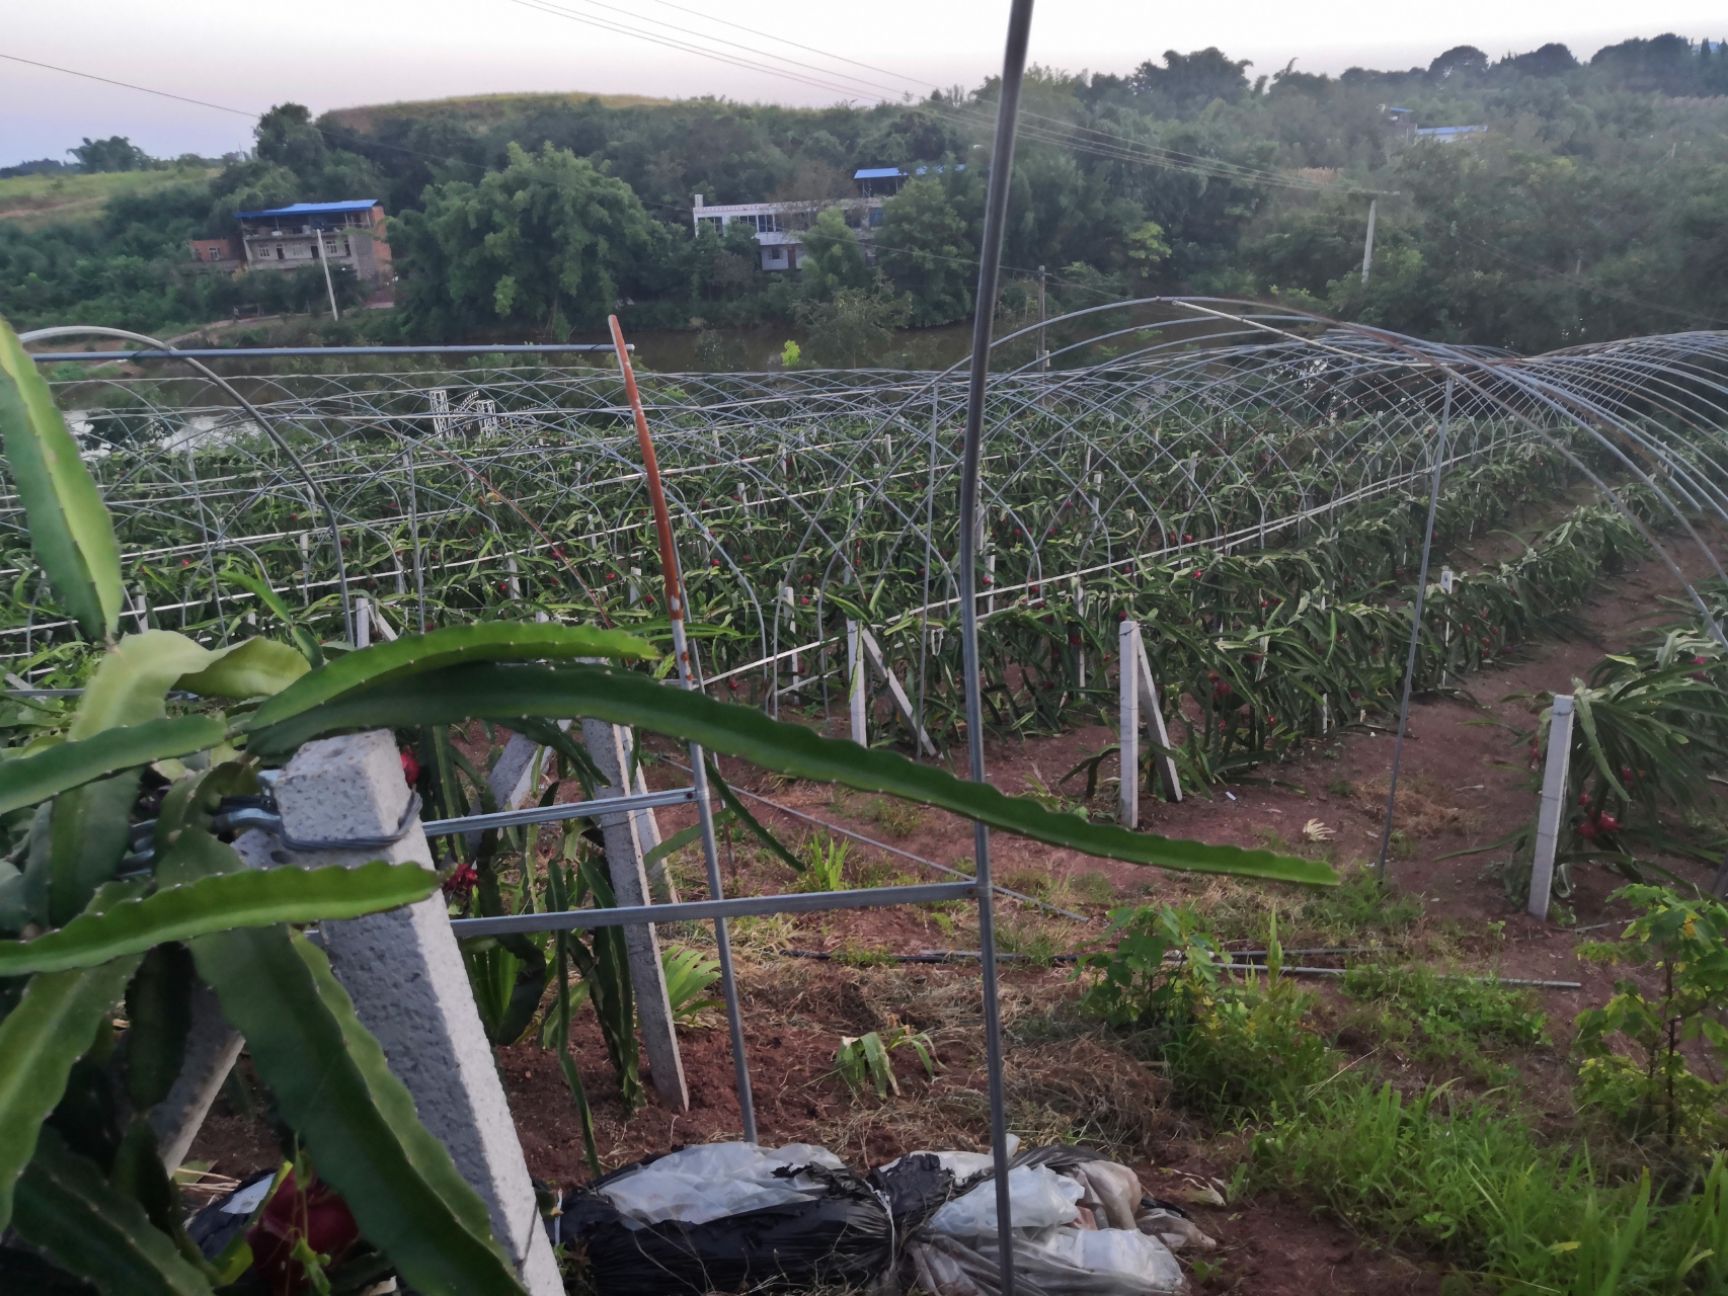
left=0, top=166, right=217, bottom=228
left=323, top=90, right=676, bottom=133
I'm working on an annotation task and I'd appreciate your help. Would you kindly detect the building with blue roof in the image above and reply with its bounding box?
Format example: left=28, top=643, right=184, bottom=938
left=190, top=198, right=395, bottom=286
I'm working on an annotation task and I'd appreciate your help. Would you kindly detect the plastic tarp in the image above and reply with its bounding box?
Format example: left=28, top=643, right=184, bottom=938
left=563, top=1142, right=891, bottom=1296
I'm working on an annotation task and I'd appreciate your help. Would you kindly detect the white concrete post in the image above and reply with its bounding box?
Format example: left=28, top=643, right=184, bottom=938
left=147, top=985, right=245, bottom=1172
left=1119, top=620, right=1183, bottom=828
left=1528, top=695, right=1576, bottom=921
left=627, top=566, right=642, bottom=608
left=260, top=731, right=562, bottom=1294
left=579, top=720, right=691, bottom=1111
left=298, top=532, right=312, bottom=597
left=1119, top=621, right=1141, bottom=830
left=1072, top=578, right=1087, bottom=690
left=983, top=551, right=996, bottom=616
left=352, top=595, right=371, bottom=649
left=1439, top=567, right=1456, bottom=687
left=506, top=554, right=522, bottom=601
left=859, top=625, right=937, bottom=758
left=847, top=620, right=868, bottom=746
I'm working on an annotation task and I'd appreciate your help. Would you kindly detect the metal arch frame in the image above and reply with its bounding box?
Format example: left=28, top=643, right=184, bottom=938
left=17, top=325, right=357, bottom=644
left=14, top=314, right=1728, bottom=1296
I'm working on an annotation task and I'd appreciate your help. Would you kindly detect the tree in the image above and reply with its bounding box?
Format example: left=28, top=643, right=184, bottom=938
left=255, top=104, right=328, bottom=177
left=798, top=207, right=872, bottom=301
left=1502, top=43, right=1578, bottom=77
left=1429, top=45, right=1489, bottom=80
left=1125, top=220, right=1171, bottom=281
left=394, top=142, right=658, bottom=337
left=70, top=136, right=150, bottom=173
left=1130, top=49, right=1253, bottom=113
left=794, top=286, right=910, bottom=366
left=876, top=178, right=975, bottom=325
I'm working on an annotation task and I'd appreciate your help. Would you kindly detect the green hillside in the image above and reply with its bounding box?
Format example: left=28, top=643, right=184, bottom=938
left=0, top=166, right=218, bottom=228
left=324, top=89, right=674, bottom=133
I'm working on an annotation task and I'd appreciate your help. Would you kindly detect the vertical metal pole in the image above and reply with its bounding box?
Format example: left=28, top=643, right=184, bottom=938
left=405, top=447, right=427, bottom=634
left=608, top=315, right=756, bottom=1143
left=1036, top=264, right=1048, bottom=373
left=958, top=2, right=1036, bottom=1286
left=1360, top=198, right=1378, bottom=286
left=315, top=225, right=341, bottom=320
left=1375, top=379, right=1453, bottom=880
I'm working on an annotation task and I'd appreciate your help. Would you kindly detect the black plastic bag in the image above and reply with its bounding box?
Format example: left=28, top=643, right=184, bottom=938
left=563, top=1147, right=892, bottom=1296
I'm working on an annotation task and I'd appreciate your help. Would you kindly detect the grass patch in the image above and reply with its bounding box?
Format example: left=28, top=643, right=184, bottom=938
left=1069, top=870, right=1117, bottom=906
left=1248, top=1082, right=1728, bottom=1296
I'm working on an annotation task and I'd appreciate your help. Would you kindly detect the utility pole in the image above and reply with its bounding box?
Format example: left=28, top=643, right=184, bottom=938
left=1036, top=263, right=1048, bottom=372
left=1360, top=198, right=1378, bottom=286
left=313, top=223, right=341, bottom=321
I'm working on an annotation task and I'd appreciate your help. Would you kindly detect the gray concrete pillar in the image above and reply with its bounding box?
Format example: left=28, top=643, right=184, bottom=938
left=269, top=730, right=562, bottom=1295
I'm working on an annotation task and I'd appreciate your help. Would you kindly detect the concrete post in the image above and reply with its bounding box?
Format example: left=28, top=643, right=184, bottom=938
left=147, top=984, right=244, bottom=1172
left=1119, top=620, right=1182, bottom=828
left=847, top=620, right=868, bottom=746
left=1528, top=695, right=1576, bottom=921
left=263, top=730, right=562, bottom=1294
left=858, top=625, right=937, bottom=758
left=579, top=720, right=690, bottom=1112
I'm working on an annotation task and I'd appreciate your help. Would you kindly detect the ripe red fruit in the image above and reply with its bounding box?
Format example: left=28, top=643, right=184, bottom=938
left=710, top=558, right=721, bottom=568
left=800, top=596, right=811, bottom=605
left=1578, top=819, right=1599, bottom=842
left=1183, top=533, right=1193, bottom=542
left=247, top=1171, right=359, bottom=1295
left=1596, top=812, right=1621, bottom=834
left=1191, top=568, right=1205, bottom=580
left=442, top=862, right=478, bottom=899
left=400, top=749, right=420, bottom=785
left=1579, top=792, right=1591, bottom=808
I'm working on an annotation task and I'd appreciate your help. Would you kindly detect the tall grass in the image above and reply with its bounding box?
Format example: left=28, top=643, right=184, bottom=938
left=1250, top=1081, right=1728, bottom=1295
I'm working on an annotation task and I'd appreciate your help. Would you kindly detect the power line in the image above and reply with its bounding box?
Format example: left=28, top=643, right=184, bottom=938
left=0, top=53, right=257, bottom=120
left=499, top=0, right=1365, bottom=197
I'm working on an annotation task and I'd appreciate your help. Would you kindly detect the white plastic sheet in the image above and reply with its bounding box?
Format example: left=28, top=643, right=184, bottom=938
left=597, top=1142, right=846, bottom=1226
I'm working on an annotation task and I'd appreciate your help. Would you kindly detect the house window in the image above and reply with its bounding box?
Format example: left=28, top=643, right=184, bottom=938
left=275, top=244, right=285, bottom=260
left=343, top=238, right=352, bottom=257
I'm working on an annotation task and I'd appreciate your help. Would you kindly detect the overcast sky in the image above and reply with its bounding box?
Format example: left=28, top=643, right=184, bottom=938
left=4, top=1, right=1723, bottom=165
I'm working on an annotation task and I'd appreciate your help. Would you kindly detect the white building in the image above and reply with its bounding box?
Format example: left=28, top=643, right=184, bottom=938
left=690, top=193, right=885, bottom=272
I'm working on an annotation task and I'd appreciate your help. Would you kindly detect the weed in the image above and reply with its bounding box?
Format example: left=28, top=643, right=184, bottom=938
left=799, top=833, right=850, bottom=892
left=1070, top=870, right=1116, bottom=906
left=1290, top=865, right=1423, bottom=944
left=1249, top=1081, right=1728, bottom=1296
left=834, top=1024, right=937, bottom=1099
left=832, top=942, right=895, bottom=968
left=853, top=795, right=922, bottom=838
left=1342, top=964, right=1547, bottom=1047
left=660, top=946, right=722, bottom=1026
left=1000, top=868, right=1054, bottom=899
left=852, top=858, right=914, bottom=889
left=1078, top=904, right=1222, bottom=1030
left=995, top=916, right=1066, bottom=966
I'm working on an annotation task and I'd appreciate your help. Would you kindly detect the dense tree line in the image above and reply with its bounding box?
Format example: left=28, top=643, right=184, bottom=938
left=2, top=32, right=1725, bottom=359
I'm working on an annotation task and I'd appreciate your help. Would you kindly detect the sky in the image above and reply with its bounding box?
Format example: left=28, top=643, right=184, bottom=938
left=4, top=1, right=1724, bottom=165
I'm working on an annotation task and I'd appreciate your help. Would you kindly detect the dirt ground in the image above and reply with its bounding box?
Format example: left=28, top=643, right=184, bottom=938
left=188, top=527, right=1725, bottom=1294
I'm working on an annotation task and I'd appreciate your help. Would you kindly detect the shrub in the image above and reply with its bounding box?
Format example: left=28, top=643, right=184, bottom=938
left=1575, top=886, right=1728, bottom=1150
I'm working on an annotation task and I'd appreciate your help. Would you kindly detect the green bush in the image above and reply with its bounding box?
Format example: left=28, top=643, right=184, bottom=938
left=1576, top=886, right=1728, bottom=1150
left=1080, top=907, right=1331, bottom=1118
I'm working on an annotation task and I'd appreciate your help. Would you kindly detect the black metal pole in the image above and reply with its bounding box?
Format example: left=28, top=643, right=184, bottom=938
left=957, top=1, right=1037, bottom=1289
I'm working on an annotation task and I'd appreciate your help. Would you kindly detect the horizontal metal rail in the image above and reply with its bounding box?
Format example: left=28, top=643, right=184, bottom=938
left=29, top=343, right=631, bottom=362
left=422, top=785, right=697, bottom=837
left=449, top=879, right=977, bottom=937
